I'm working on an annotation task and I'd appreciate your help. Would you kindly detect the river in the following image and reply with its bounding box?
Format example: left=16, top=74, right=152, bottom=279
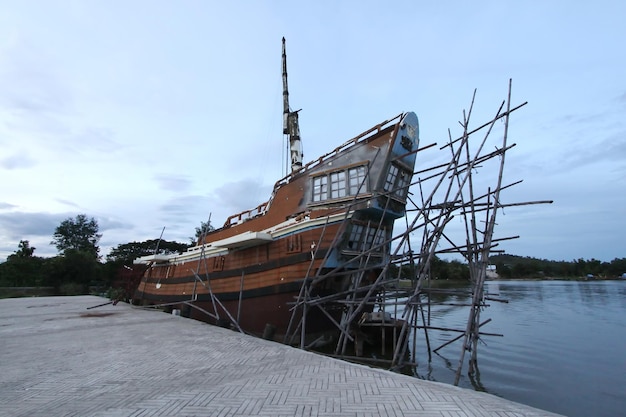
left=406, top=280, right=626, bottom=416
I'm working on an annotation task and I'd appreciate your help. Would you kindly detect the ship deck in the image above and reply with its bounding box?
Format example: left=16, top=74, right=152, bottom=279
left=0, top=295, right=561, bottom=417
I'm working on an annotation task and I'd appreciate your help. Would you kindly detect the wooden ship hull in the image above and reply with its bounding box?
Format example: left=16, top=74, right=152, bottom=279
left=132, top=39, right=420, bottom=344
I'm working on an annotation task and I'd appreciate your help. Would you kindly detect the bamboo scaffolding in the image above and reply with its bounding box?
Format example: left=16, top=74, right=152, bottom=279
left=281, top=81, right=550, bottom=387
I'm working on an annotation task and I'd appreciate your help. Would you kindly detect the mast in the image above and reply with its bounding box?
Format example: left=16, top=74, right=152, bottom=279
left=282, top=37, right=303, bottom=172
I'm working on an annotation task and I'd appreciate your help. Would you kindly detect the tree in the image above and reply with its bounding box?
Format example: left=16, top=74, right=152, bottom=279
left=52, top=214, right=101, bottom=259
left=0, top=240, right=45, bottom=287
left=447, top=260, right=470, bottom=281
left=102, top=239, right=190, bottom=298
left=191, top=220, right=215, bottom=244
left=607, top=258, right=626, bottom=276
left=46, top=251, right=100, bottom=294
left=10, top=240, right=36, bottom=258
left=106, top=239, right=190, bottom=265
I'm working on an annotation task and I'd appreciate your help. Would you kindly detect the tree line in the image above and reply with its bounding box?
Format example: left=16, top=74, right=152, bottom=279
left=391, top=254, right=626, bottom=281
left=1, top=214, right=625, bottom=297
left=0, top=214, right=194, bottom=295
left=490, top=254, right=626, bottom=279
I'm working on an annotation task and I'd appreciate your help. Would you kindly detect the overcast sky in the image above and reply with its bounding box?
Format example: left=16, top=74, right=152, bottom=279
left=1, top=1, right=624, bottom=263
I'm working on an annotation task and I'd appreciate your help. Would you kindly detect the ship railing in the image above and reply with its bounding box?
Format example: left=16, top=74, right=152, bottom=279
left=221, top=114, right=403, bottom=228
left=273, top=113, right=403, bottom=191
left=223, top=201, right=269, bottom=227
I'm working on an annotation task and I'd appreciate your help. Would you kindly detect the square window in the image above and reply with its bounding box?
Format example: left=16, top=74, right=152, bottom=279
left=395, top=170, right=410, bottom=199
left=330, top=171, right=347, bottom=199
left=384, top=165, right=399, bottom=192
left=384, top=164, right=411, bottom=200
left=312, top=176, right=328, bottom=201
left=348, top=166, right=367, bottom=195
left=348, top=224, right=364, bottom=250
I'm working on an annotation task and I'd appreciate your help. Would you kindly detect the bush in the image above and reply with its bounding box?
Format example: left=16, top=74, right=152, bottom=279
left=59, top=282, right=86, bottom=295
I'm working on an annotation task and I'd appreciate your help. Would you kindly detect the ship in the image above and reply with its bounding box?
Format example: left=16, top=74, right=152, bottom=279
left=132, top=38, right=420, bottom=345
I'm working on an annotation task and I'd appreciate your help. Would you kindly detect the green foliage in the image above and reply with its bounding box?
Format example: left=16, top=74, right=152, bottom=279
left=0, top=240, right=46, bottom=287
left=46, top=250, right=101, bottom=292
left=388, top=256, right=471, bottom=281
left=490, top=254, right=626, bottom=278
left=59, top=282, right=86, bottom=296
left=386, top=254, right=626, bottom=282
left=191, top=220, right=215, bottom=244
left=101, top=239, right=189, bottom=298
left=440, top=260, right=471, bottom=281
left=106, top=239, right=190, bottom=265
left=42, top=214, right=103, bottom=291
left=606, top=257, right=626, bottom=275
left=10, top=240, right=36, bottom=258
left=0, top=256, right=43, bottom=287
left=1, top=220, right=193, bottom=297
left=51, top=214, right=101, bottom=260
left=106, top=286, right=126, bottom=301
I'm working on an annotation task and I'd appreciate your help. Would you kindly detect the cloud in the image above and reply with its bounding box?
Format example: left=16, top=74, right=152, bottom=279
left=0, top=202, right=17, bottom=210
left=0, top=211, right=130, bottom=241
left=158, top=179, right=272, bottom=222
left=69, top=127, right=120, bottom=154
left=0, top=1, right=624, bottom=264
left=154, top=174, right=192, bottom=192
left=0, top=33, right=73, bottom=115
left=0, top=211, right=131, bottom=240
left=149, top=179, right=273, bottom=243
left=511, top=90, right=626, bottom=183
left=0, top=151, right=36, bottom=169
left=0, top=30, right=123, bottom=159
left=211, top=178, right=273, bottom=214
left=557, top=128, right=626, bottom=175
left=0, top=211, right=66, bottom=239
left=154, top=195, right=213, bottom=241
left=97, top=216, right=130, bottom=231
left=0, top=211, right=136, bottom=261
left=55, top=199, right=80, bottom=209
left=159, top=195, right=207, bottom=216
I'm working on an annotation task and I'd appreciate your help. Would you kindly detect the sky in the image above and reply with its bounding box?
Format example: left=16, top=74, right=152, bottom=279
left=0, top=1, right=624, bottom=263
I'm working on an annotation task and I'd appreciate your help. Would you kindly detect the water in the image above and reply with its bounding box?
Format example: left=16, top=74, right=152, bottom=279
left=407, top=280, right=626, bottom=416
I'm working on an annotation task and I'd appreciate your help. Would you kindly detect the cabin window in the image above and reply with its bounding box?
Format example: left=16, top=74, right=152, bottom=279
left=329, top=171, right=347, bottom=198
left=384, top=163, right=411, bottom=200
left=374, top=228, right=386, bottom=248
left=347, top=224, right=365, bottom=250
left=348, top=165, right=366, bottom=195
left=394, top=170, right=410, bottom=199
left=363, top=227, right=386, bottom=250
left=312, top=165, right=368, bottom=202
left=313, top=175, right=328, bottom=201
left=364, top=228, right=377, bottom=250
left=347, top=223, right=387, bottom=253
left=312, top=175, right=328, bottom=202
left=384, top=165, right=399, bottom=193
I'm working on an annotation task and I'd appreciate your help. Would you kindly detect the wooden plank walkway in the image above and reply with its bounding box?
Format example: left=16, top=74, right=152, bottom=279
left=0, top=296, right=561, bottom=416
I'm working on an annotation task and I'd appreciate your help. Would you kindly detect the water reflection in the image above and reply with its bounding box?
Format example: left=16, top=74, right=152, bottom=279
left=406, top=280, right=626, bottom=417
left=467, top=363, right=487, bottom=393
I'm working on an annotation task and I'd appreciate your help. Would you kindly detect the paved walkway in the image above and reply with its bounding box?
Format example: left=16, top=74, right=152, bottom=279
left=0, top=296, right=561, bottom=417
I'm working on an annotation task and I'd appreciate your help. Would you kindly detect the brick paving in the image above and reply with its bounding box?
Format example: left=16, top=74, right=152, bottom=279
left=0, top=296, right=561, bottom=416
